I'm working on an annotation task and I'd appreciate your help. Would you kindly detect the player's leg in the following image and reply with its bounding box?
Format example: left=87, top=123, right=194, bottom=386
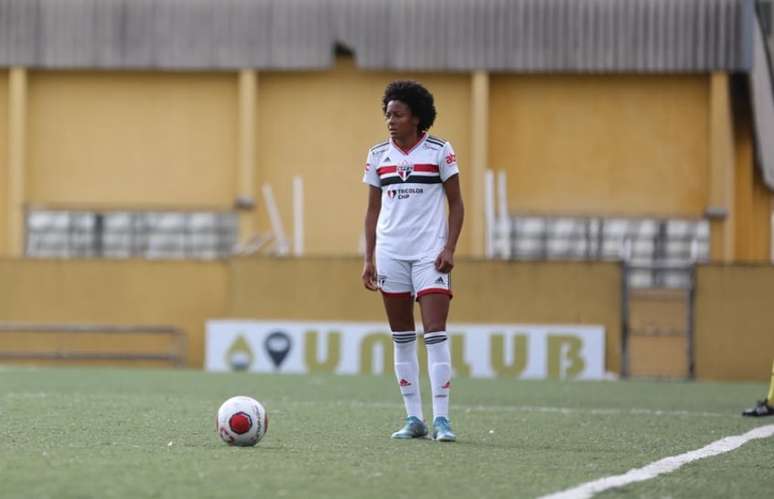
left=376, top=255, right=427, bottom=439
left=415, top=260, right=456, bottom=442
left=381, top=291, right=415, bottom=332
left=742, top=360, right=774, bottom=416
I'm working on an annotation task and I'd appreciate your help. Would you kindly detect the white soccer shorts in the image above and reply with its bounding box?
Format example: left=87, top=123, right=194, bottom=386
left=375, top=252, right=453, bottom=300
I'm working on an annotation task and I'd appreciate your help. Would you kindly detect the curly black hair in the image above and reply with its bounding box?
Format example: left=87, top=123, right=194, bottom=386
left=381, top=80, right=437, bottom=133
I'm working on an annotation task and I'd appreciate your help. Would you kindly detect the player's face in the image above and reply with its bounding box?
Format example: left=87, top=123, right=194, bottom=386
left=385, top=100, right=420, bottom=143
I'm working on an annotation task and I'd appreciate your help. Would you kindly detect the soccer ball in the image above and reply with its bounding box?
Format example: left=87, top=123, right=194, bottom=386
left=216, top=396, right=268, bottom=447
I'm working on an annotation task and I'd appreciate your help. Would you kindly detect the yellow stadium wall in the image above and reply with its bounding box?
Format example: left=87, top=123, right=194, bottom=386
left=0, top=71, right=8, bottom=252
left=0, top=259, right=228, bottom=367
left=228, top=258, right=622, bottom=374
left=27, top=71, right=237, bottom=209
left=731, top=89, right=773, bottom=263
left=490, top=74, right=709, bottom=217
left=694, top=264, right=774, bottom=380
left=2, top=66, right=769, bottom=260
left=255, top=58, right=472, bottom=256
left=738, top=159, right=774, bottom=263
left=4, top=257, right=774, bottom=380
left=0, top=258, right=621, bottom=372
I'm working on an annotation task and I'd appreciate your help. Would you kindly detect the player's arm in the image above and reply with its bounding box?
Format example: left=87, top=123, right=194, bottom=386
left=436, top=174, right=464, bottom=273
left=362, top=185, right=382, bottom=290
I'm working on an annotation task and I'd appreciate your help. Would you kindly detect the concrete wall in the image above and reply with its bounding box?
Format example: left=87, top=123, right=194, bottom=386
left=732, top=93, right=773, bottom=263
left=3, top=258, right=774, bottom=380
left=695, top=264, right=774, bottom=380
left=7, top=64, right=767, bottom=261
left=255, top=59, right=472, bottom=256
left=229, top=258, right=622, bottom=374
left=27, top=71, right=237, bottom=208
left=0, top=258, right=621, bottom=372
left=0, top=259, right=228, bottom=367
left=490, top=74, right=709, bottom=217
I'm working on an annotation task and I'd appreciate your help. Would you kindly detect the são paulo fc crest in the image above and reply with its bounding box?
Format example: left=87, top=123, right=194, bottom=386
left=397, top=161, right=413, bottom=181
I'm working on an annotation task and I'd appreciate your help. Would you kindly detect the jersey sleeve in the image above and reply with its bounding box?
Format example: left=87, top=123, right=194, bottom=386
left=362, top=149, right=381, bottom=188
left=439, top=142, right=459, bottom=182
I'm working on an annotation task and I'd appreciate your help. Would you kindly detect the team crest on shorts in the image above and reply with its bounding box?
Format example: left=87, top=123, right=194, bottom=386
left=397, top=161, right=413, bottom=181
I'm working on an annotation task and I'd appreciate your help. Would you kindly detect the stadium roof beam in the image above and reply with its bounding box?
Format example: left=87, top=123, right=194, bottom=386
left=1, top=0, right=772, bottom=191
left=0, top=0, right=754, bottom=72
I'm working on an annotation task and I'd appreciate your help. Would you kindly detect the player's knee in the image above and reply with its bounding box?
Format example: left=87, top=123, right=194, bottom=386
left=423, top=322, right=446, bottom=333
left=390, top=321, right=415, bottom=332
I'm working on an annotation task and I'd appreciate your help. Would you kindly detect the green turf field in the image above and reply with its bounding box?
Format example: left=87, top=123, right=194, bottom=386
left=0, top=366, right=770, bottom=499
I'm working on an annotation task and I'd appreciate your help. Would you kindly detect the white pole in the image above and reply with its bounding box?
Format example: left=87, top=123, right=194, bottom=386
left=292, top=176, right=304, bottom=257
left=689, top=237, right=699, bottom=263
left=484, top=169, right=495, bottom=258
left=620, top=236, right=632, bottom=262
left=496, top=170, right=511, bottom=259
left=261, top=183, right=290, bottom=256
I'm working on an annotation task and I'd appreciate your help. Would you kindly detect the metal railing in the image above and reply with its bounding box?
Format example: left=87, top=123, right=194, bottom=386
left=492, top=215, right=709, bottom=288
left=25, top=210, right=238, bottom=259
left=0, top=323, right=187, bottom=367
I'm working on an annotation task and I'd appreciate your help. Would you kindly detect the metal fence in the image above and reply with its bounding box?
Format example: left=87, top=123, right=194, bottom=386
left=25, top=210, right=238, bottom=259
left=620, top=263, right=695, bottom=379
left=492, top=215, right=709, bottom=288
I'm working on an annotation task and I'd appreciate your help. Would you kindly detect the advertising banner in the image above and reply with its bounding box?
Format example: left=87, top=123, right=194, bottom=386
left=205, top=320, right=605, bottom=380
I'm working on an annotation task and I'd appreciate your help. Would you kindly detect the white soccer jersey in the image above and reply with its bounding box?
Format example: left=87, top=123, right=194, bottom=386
left=363, top=133, right=460, bottom=259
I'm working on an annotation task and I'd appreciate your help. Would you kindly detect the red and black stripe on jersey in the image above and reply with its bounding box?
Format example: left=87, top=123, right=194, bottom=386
left=377, top=164, right=441, bottom=186
left=381, top=175, right=442, bottom=186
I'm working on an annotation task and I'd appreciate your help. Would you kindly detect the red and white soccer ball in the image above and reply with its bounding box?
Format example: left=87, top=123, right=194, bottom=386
left=217, top=396, right=268, bottom=447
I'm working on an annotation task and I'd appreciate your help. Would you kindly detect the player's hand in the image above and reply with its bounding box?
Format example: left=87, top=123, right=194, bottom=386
left=435, top=247, right=454, bottom=273
left=362, top=261, right=378, bottom=291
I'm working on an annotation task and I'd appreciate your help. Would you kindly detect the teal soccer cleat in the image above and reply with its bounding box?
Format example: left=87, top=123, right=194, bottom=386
left=391, top=416, right=428, bottom=439
left=432, top=417, right=456, bottom=442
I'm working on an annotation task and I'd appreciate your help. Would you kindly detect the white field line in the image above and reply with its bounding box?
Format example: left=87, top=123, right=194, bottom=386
left=0, top=366, right=41, bottom=372
left=273, top=399, right=729, bottom=418
left=1, top=392, right=729, bottom=418
left=539, top=424, right=774, bottom=499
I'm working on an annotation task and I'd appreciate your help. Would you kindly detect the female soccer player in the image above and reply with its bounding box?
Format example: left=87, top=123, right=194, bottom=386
left=361, top=80, right=464, bottom=442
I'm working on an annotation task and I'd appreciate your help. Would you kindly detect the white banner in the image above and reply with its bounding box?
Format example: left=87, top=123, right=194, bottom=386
left=205, top=320, right=606, bottom=380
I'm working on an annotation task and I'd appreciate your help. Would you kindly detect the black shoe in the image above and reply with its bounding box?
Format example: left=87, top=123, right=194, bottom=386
left=742, top=399, right=774, bottom=417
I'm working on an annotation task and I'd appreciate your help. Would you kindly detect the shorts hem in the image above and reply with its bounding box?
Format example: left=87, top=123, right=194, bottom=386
left=380, top=290, right=413, bottom=298
left=416, top=288, right=453, bottom=300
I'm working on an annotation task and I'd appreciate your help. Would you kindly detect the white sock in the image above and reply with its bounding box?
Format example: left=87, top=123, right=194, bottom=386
left=424, top=331, right=451, bottom=420
left=392, top=331, right=423, bottom=420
